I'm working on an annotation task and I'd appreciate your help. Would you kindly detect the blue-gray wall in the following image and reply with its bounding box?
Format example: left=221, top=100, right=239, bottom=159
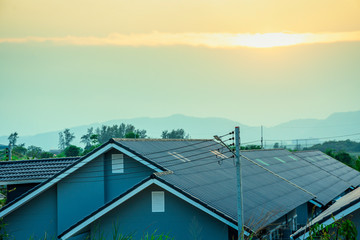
left=87, top=184, right=229, bottom=240
left=58, top=150, right=154, bottom=233
left=4, top=186, right=57, bottom=240
left=104, top=149, right=154, bottom=202
left=3, top=147, right=156, bottom=239
left=57, top=155, right=105, bottom=233
left=296, top=203, right=309, bottom=227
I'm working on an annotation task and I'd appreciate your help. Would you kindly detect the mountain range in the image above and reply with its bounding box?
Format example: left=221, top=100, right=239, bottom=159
left=0, top=111, right=359, bottom=150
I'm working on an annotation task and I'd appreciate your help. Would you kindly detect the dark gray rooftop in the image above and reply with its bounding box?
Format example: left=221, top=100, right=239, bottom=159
left=294, top=151, right=360, bottom=187
left=292, top=187, right=360, bottom=239
left=115, top=139, right=314, bottom=231
left=0, top=157, right=80, bottom=184
left=241, top=149, right=352, bottom=205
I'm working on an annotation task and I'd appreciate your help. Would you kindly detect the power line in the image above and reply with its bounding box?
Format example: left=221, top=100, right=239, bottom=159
left=1, top=139, right=232, bottom=176
left=44, top=149, right=235, bottom=184
left=267, top=132, right=360, bottom=142
left=142, top=132, right=233, bottom=156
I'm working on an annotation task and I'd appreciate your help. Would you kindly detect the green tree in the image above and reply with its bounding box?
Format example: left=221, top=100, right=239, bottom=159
left=90, top=134, right=99, bottom=145
left=59, top=129, right=75, bottom=150
left=161, top=129, right=189, bottom=139
left=40, top=151, right=53, bottom=158
left=81, top=127, right=94, bottom=149
left=12, top=143, right=27, bottom=156
left=64, top=145, right=82, bottom=157
left=94, top=124, right=147, bottom=144
left=8, top=132, right=18, bottom=147
left=125, top=132, right=139, bottom=138
left=335, top=151, right=353, bottom=166
left=27, top=145, right=43, bottom=159
left=241, top=145, right=262, bottom=150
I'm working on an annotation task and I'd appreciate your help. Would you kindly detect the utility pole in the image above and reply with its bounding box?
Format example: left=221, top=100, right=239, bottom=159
left=261, top=125, right=264, bottom=149
left=8, top=144, right=12, bottom=161
left=235, top=127, right=244, bottom=239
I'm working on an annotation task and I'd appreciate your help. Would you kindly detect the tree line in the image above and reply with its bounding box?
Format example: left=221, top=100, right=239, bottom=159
left=0, top=125, right=190, bottom=160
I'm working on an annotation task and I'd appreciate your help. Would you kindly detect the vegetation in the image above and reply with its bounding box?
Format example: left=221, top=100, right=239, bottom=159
left=58, top=128, right=75, bottom=150
left=89, top=124, right=147, bottom=144
left=308, top=216, right=357, bottom=240
left=241, top=145, right=261, bottom=150
left=306, top=140, right=360, bottom=154
left=7, top=133, right=18, bottom=148
left=301, top=140, right=360, bottom=171
left=86, top=225, right=174, bottom=240
left=273, top=142, right=287, bottom=149
left=161, top=129, right=189, bottom=139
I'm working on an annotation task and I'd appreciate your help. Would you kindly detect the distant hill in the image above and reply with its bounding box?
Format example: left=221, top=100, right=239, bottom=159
left=0, top=111, right=359, bottom=150
left=306, top=140, right=360, bottom=154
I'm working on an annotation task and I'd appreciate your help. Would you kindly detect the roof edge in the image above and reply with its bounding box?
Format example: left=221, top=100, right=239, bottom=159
left=292, top=192, right=360, bottom=239
left=0, top=140, right=117, bottom=217
left=59, top=175, right=252, bottom=240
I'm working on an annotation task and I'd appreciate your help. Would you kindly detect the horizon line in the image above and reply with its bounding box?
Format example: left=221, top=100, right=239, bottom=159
left=1, top=31, right=360, bottom=48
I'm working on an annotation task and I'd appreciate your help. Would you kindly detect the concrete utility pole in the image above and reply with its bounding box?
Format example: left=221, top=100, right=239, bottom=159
left=261, top=125, right=264, bottom=149
left=235, top=127, right=244, bottom=239
left=8, top=144, right=12, bottom=161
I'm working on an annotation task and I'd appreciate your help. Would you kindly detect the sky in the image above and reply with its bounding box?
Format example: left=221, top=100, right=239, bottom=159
left=0, top=0, right=360, bottom=136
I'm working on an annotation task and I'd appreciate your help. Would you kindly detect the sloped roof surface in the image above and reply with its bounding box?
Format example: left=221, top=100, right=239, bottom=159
left=292, top=187, right=360, bottom=239
left=294, top=151, right=360, bottom=187
left=241, top=150, right=351, bottom=205
left=115, top=139, right=314, bottom=231
left=0, top=157, right=80, bottom=183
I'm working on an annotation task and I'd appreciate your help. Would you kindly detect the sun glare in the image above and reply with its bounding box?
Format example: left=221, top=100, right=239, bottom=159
left=233, top=33, right=308, bottom=48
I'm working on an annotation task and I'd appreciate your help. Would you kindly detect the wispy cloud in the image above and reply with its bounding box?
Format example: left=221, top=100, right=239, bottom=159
left=1, top=31, right=360, bottom=48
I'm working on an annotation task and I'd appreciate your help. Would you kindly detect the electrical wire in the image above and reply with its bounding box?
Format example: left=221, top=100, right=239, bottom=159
left=141, top=132, right=233, bottom=156
left=1, top=139, right=232, bottom=177
left=47, top=149, right=235, bottom=183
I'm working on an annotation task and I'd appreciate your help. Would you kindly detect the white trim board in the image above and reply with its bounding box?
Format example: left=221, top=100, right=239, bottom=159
left=0, top=143, right=162, bottom=218
left=60, top=179, right=246, bottom=239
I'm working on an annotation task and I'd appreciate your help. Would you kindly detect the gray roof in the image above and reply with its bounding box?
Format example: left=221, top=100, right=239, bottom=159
left=292, top=187, right=360, bottom=239
left=0, top=157, right=80, bottom=184
left=115, top=139, right=314, bottom=231
left=293, top=151, right=360, bottom=187
left=241, top=149, right=352, bottom=205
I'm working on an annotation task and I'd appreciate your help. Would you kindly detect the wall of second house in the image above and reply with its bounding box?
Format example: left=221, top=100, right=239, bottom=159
left=296, top=202, right=321, bottom=229
left=104, top=149, right=154, bottom=203
left=87, top=184, right=229, bottom=240
left=57, top=155, right=105, bottom=234
left=267, top=209, right=297, bottom=240
left=57, top=148, right=155, bottom=234
left=3, top=186, right=58, bottom=240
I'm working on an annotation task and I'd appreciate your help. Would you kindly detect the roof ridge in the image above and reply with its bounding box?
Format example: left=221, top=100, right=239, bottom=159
left=241, top=148, right=288, bottom=152
left=113, top=138, right=212, bottom=142
left=0, top=157, right=80, bottom=164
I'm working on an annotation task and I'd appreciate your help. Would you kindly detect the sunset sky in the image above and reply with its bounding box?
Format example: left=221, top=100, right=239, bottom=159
left=0, top=0, right=359, bottom=136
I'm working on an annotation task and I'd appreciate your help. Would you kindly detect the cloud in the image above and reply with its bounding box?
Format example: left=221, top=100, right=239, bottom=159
left=1, top=31, right=360, bottom=48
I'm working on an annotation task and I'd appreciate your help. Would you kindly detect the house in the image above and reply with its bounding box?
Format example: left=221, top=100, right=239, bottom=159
left=291, top=186, right=360, bottom=239
left=241, top=150, right=360, bottom=231
left=0, top=157, right=79, bottom=202
left=0, top=139, right=358, bottom=239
